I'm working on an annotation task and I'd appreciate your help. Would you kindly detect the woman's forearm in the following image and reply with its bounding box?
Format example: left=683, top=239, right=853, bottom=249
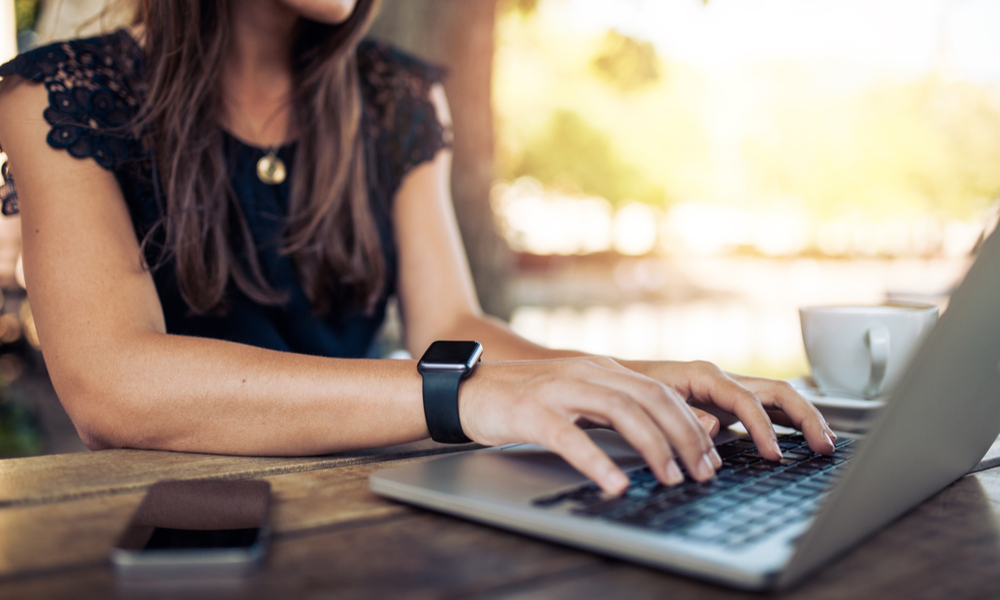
left=92, top=311, right=572, bottom=455
left=60, top=330, right=427, bottom=454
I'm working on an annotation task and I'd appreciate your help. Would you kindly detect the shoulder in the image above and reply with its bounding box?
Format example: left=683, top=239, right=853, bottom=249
left=0, top=31, right=146, bottom=215
left=356, top=39, right=452, bottom=199
left=0, top=30, right=144, bottom=170
left=356, top=38, right=448, bottom=129
left=0, top=30, right=142, bottom=92
left=357, top=38, right=446, bottom=94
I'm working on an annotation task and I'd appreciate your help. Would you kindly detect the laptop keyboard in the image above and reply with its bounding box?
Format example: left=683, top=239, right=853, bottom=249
left=532, top=433, right=855, bottom=547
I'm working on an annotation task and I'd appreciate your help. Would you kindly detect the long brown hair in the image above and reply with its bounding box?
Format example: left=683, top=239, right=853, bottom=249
left=136, top=0, right=383, bottom=315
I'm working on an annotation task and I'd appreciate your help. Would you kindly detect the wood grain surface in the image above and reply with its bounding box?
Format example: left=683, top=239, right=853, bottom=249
left=2, top=441, right=1000, bottom=599
left=0, top=439, right=477, bottom=507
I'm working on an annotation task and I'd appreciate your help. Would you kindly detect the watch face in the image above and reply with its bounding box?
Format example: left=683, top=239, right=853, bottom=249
left=418, top=341, right=483, bottom=372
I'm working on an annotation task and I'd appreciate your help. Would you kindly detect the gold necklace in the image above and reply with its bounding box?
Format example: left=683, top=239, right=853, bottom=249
left=229, top=98, right=289, bottom=186
left=256, top=147, right=286, bottom=185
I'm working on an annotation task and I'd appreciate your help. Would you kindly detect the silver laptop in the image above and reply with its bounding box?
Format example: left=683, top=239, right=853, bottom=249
left=370, top=227, right=1000, bottom=591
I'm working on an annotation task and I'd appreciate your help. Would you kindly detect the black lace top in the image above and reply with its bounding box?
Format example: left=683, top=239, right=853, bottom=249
left=0, top=30, right=450, bottom=358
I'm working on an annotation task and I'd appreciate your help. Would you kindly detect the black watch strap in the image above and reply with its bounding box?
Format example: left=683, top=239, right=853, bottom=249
left=422, top=370, right=472, bottom=444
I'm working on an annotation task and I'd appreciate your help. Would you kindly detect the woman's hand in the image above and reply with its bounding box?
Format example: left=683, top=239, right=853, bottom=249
left=624, top=360, right=837, bottom=460
left=458, top=357, right=836, bottom=497
left=459, top=356, right=724, bottom=496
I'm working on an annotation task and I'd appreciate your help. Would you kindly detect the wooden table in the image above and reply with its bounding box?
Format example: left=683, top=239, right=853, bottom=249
left=3, top=438, right=1000, bottom=599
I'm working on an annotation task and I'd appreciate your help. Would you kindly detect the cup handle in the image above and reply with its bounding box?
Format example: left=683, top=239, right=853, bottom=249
left=864, top=326, right=890, bottom=399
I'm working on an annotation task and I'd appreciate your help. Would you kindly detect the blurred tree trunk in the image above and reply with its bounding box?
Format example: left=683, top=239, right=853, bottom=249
left=370, top=0, right=512, bottom=320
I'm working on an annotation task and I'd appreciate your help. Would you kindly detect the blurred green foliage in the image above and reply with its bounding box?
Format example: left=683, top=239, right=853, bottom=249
left=744, top=75, right=1000, bottom=219
left=494, top=7, right=1000, bottom=220
left=0, top=391, right=43, bottom=458
left=511, top=109, right=665, bottom=205
left=592, top=31, right=661, bottom=93
left=15, top=0, right=40, bottom=33
left=498, top=0, right=540, bottom=15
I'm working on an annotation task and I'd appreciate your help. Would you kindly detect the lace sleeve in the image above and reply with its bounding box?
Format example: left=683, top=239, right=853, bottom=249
left=358, top=39, right=453, bottom=203
left=0, top=159, right=16, bottom=216
left=0, top=30, right=144, bottom=216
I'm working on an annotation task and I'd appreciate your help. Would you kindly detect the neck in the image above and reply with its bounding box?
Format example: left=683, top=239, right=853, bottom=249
left=222, top=0, right=299, bottom=147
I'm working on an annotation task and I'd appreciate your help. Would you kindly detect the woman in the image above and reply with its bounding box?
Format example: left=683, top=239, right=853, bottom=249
left=0, top=0, right=834, bottom=494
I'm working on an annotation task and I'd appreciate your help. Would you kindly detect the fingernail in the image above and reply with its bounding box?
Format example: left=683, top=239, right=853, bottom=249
left=664, top=459, right=684, bottom=485
left=710, top=447, right=722, bottom=468
left=825, top=432, right=836, bottom=448
left=698, top=454, right=715, bottom=479
left=826, top=426, right=838, bottom=440
left=770, top=439, right=782, bottom=457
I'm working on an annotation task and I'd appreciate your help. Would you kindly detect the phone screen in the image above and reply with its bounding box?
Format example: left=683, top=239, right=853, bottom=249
left=112, top=479, right=270, bottom=577
left=141, top=527, right=262, bottom=551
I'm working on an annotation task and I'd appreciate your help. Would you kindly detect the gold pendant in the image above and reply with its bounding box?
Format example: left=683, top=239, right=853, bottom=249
left=256, top=151, right=286, bottom=185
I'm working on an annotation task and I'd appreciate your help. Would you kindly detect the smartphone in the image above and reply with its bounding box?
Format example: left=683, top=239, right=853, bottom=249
left=111, top=478, right=271, bottom=579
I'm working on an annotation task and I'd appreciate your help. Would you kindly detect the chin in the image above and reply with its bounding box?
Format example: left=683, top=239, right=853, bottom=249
left=280, top=0, right=359, bottom=23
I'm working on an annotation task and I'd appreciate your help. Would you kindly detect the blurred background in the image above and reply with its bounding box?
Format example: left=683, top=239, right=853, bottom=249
left=0, top=0, right=998, bottom=456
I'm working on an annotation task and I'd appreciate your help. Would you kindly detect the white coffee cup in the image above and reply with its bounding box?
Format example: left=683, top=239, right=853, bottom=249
left=799, top=304, right=938, bottom=400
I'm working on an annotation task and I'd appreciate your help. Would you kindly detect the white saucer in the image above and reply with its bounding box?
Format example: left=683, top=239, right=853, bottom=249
left=785, top=377, right=885, bottom=433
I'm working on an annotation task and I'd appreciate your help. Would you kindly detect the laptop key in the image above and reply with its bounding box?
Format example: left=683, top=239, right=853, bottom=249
left=615, top=513, right=655, bottom=527
left=728, top=489, right=759, bottom=502
left=749, top=460, right=793, bottom=472
left=716, top=443, right=749, bottom=459
left=700, top=496, right=739, bottom=511
left=740, top=503, right=776, bottom=519
left=762, top=494, right=795, bottom=508
left=798, top=479, right=830, bottom=492
left=621, top=505, right=666, bottom=523
left=781, top=451, right=809, bottom=461
left=625, top=488, right=652, bottom=501
left=749, top=477, right=784, bottom=489
left=775, top=487, right=813, bottom=500
left=785, top=466, right=818, bottom=476
left=717, top=479, right=744, bottom=491
left=721, top=471, right=757, bottom=483
left=629, top=468, right=656, bottom=482
left=654, top=514, right=694, bottom=531
left=785, top=452, right=814, bottom=462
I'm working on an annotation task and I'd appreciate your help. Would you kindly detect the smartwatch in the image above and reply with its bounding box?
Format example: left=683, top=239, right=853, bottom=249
left=417, top=340, right=483, bottom=444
